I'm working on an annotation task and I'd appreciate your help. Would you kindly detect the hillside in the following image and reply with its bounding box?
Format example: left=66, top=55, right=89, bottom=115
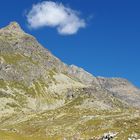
left=0, top=22, right=140, bottom=140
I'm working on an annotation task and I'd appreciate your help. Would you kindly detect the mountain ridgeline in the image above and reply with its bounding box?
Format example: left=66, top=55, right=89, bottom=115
left=0, top=22, right=140, bottom=140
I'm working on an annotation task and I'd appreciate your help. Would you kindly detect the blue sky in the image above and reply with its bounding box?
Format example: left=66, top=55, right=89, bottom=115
left=0, top=0, right=140, bottom=87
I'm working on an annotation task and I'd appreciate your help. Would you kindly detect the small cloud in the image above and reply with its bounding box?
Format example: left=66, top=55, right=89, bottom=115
left=26, top=1, right=86, bottom=35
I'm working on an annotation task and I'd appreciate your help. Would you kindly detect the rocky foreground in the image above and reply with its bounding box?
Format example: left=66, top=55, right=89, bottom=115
left=0, top=22, right=140, bottom=140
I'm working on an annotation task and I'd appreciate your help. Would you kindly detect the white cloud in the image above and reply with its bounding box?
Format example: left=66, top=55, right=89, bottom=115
left=26, top=1, right=86, bottom=35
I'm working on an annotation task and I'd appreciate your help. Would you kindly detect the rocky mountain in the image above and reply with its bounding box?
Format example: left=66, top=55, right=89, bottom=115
left=0, top=22, right=140, bottom=140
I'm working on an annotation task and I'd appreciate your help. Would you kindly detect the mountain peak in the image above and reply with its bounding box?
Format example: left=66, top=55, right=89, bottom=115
left=8, top=21, right=22, bottom=30
left=0, top=21, right=24, bottom=34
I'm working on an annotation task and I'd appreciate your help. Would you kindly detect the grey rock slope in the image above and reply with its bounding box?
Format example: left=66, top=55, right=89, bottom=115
left=97, top=77, right=140, bottom=107
left=0, top=22, right=140, bottom=118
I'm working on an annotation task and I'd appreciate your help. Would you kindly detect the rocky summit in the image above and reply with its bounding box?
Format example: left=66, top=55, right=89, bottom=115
left=0, top=22, right=140, bottom=140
